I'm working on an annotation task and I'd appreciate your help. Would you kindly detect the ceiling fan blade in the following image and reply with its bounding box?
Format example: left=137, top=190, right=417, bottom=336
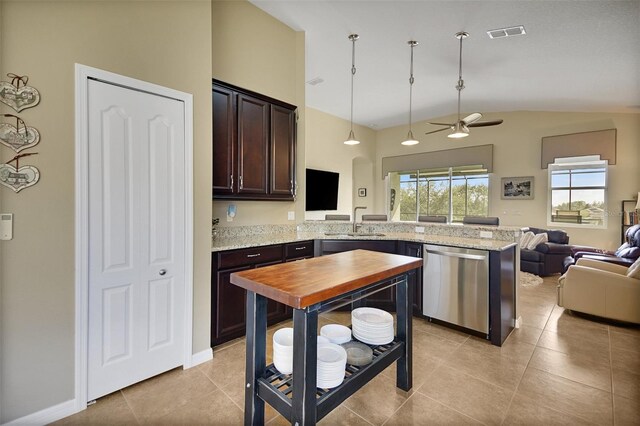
left=467, top=119, right=504, bottom=128
left=425, top=127, right=450, bottom=135
left=462, top=113, right=482, bottom=125
left=428, top=122, right=455, bottom=127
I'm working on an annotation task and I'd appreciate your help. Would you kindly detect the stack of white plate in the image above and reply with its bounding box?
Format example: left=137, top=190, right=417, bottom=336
left=316, top=343, right=347, bottom=389
left=351, top=307, right=394, bottom=345
left=320, top=324, right=351, bottom=344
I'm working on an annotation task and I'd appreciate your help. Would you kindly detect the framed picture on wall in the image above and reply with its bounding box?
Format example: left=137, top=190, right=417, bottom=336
left=501, top=176, right=534, bottom=199
left=358, top=188, right=367, bottom=197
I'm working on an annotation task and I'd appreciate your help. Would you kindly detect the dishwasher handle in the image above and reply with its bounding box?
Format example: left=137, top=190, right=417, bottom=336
left=424, top=248, right=487, bottom=261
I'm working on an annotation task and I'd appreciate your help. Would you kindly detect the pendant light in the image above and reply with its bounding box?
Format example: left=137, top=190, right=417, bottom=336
left=401, top=40, right=419, bottom=146
left=344, top=34, right=360, bottom=145
left=449, top=32, right=469, bottom=139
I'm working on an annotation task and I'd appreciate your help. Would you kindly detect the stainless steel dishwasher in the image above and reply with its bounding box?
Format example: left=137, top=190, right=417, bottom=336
left=422, top=244, right=489, bottom=334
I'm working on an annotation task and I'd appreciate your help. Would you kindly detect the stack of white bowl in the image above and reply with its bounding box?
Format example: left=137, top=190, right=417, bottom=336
left=273, top=327, right=294, bottom=374
left=351, top=307, right=394, bottom=345
left=316, top=343, right=347, bottom=388
left=273, top=328, right=342, bottom=376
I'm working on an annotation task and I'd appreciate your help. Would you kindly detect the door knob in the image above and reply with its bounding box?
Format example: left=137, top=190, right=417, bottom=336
left=159, top=269, right=167, bottom=276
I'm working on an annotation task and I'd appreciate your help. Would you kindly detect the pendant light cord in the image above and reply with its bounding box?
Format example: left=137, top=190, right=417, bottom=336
left=350, top=35, right=357, bottom=134
left=408, top=41, right=416, bottom=135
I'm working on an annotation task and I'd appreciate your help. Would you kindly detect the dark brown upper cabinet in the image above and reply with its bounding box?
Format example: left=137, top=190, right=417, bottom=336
left=213, top=80, right=296, bottom=201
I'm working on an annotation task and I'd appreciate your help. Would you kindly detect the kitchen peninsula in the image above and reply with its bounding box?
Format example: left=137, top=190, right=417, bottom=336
left=211, top=221, right=520, bottom=347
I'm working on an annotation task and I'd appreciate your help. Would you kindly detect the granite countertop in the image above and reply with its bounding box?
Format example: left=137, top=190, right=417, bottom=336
left=211, top=231, right=517, bottom=253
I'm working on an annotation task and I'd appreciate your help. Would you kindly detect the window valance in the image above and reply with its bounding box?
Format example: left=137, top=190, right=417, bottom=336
left=541, top=129, right=616, bottom=169
left=381, top=144, right=493, bottom=178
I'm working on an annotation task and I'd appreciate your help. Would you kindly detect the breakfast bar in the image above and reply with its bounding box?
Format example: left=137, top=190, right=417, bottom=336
left=230, top=249, right=423, bottom=425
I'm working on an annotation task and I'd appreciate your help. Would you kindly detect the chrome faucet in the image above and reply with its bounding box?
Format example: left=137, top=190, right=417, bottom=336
left=353, top=206, right=367, bottom=232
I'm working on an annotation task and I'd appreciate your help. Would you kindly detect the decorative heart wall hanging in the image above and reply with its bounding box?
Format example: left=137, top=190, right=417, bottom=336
left=0, top=114, right=40, bottom=152
left=0, top=163, right=40, bottom=192
left=0, top=152, right=40, bottom=192
left=0, top=74, right=41, bottom=112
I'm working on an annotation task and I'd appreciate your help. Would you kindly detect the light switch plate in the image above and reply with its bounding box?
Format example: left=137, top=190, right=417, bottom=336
left=480, top=231, right=493, bottom=239
left=415, top=226, right=425, bottom=233
left=288, top=211, right=295, bottom=220
left=1, top=213, right=13, bottom=240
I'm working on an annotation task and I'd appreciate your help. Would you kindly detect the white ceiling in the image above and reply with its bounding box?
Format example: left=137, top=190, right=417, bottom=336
left=250, top=0, right=640, bottom=130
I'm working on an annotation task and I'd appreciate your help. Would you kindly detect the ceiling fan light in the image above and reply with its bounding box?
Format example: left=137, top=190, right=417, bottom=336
left=344, top=129, right=360, bottom=145
left=448, top=123, right=469, bottom=138
left=448, top=131, right=469, bottom=139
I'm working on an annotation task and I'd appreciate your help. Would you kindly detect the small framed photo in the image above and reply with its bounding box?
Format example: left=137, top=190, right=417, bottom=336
left=358, top=188, right=367, bottom=197
left=501, top=176, right=534, bottom=200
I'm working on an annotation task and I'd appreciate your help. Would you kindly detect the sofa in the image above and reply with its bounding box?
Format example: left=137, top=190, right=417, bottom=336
left=563, top=224, right=640, bottom=272
left=520, top=227, right=573, bottom=276
left=558, top=257, right=640, bottom=324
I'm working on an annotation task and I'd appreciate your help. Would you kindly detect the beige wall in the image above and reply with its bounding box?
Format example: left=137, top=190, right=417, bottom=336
left=0, top=1, right=212, bottom=422
left=304, top=108, right=377, bottom=220
left=375, top=111, right=640, bottom=250
left=211, top=0, right=306, bottom=226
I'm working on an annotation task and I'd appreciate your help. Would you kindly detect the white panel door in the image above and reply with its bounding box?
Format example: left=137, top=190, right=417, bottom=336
left=87, top=79, right=185, bottom=400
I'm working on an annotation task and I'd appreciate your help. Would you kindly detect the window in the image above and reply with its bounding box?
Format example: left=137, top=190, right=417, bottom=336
left=389, top=166, right=489, bottom=222
left=548, top=157, right=607, bottom=228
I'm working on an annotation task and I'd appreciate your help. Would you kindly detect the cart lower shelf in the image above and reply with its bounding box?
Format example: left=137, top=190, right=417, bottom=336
left=257, top=339, right=405, bottom=422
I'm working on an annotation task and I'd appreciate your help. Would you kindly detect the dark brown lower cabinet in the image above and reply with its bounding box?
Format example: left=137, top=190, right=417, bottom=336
left=400, top=241, right=423, bottom=315
left=212, top=241, right=314, bottom=346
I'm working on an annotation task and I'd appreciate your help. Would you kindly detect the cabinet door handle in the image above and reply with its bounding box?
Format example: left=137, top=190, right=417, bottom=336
left=159, top=269, right=167, bottom=276
left=290, top=179, right=293, bottom=195
left=239, top=175, right=243, bottom=190
left=295, top=246, right=306, bottom=251
left=230, top=174, right=233, bottom=189
left=246, top=253, right=261, bottom=258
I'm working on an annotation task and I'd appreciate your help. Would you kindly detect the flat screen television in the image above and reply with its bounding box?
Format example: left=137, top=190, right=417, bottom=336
left=305, top=168, right=339, bottom=211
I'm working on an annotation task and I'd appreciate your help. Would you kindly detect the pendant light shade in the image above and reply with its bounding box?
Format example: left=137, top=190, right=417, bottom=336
left=344, top=34, right=360, bottom=145
left=401, top=40, right=419, bottom=146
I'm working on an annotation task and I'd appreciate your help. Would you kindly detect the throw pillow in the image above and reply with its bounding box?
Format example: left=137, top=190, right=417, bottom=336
left=526, top=232, right=548, bottom=250
left=520, top=231, right=534, bottom=249
left=626, top=257, right=640, bottom=279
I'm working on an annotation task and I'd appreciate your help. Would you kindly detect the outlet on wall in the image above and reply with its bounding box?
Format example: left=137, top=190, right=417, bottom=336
left=480, top=231, right=493, bottom=239
left=288, top=211, right=295, bottom=220
left=415, top=226, right=425, bottom=233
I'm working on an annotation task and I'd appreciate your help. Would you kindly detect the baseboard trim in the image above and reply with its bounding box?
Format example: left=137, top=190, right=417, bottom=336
left=188, top=348, right=213, bottom=368
left=4, top=399, right=77, bottom=426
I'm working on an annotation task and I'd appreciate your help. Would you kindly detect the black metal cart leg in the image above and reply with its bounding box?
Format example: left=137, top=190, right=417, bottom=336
left=245, top=291, right=267, bottom=426
left=291, top=308, right=318, bottom=425
left=395, top=275, right=412, bottom=391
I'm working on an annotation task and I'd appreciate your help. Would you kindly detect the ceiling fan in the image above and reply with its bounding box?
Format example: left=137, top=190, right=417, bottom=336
left=426, top=32, right=503, bottom=138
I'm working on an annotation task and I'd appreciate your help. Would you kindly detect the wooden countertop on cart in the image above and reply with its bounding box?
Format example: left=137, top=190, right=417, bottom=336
left=230, top=249, right=423, bottom=309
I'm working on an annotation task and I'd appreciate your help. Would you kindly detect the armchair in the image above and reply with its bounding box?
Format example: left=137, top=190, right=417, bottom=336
left=563, top=224, right=640, bottom=272
left=558, top=258, right=640, bottom=324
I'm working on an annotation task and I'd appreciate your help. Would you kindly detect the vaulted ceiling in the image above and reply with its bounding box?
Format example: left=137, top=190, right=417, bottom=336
left=251, top=0, right=640, bottom=129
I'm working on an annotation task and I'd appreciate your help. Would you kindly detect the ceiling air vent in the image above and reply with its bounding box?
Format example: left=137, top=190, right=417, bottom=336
left=487, top=25, right=526, bottom=39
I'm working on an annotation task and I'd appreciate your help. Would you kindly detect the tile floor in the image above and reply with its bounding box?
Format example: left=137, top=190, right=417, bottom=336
left=54, top=275, right=640, bottom=425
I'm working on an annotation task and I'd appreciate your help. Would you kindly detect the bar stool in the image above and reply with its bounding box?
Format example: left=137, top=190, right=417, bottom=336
left=418, top=215, right=447, bottom=223
left=462, top=216, right=500, bottom=226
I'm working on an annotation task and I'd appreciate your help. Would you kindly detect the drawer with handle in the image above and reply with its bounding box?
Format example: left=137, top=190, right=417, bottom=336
left=284, top=241, right=313, bottom=259
left=218, top=244, right=283, bottom=269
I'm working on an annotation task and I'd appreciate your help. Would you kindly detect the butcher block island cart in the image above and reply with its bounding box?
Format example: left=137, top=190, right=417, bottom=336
left=230, top=249, right=422, bottom=425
